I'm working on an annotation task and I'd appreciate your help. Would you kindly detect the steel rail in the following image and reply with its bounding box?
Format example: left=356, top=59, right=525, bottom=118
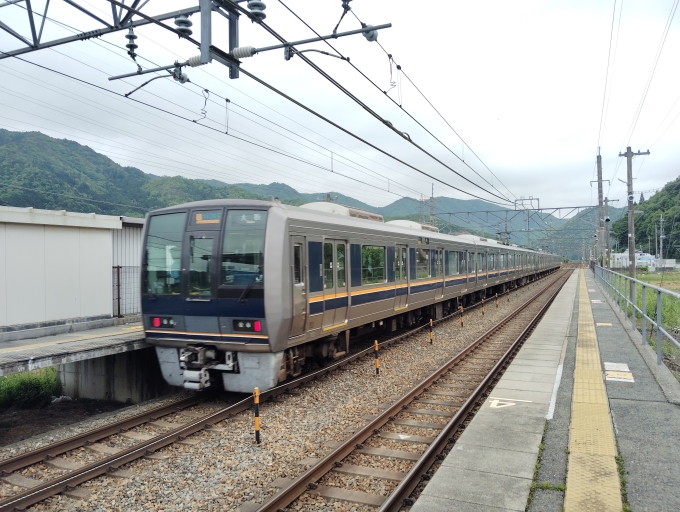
left=0, top=395, right=202, bottom=476
left=0, top=268, right=561, bottom=511
left=255, top=269, right=571, bottom=512
left=381, top=270, right=571, bottom=510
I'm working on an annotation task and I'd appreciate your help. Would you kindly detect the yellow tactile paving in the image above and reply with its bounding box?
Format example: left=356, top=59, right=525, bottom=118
left=564, top=269, right=622, bottom=512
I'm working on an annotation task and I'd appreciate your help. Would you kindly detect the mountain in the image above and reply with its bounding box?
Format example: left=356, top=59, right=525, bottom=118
left=532, top=205, right=626, bottom=261
left=0, top=128, right=582, bottom=247
left=610, top=176, right=680, bottom=259
left=0, top=129, right=265, bottom=217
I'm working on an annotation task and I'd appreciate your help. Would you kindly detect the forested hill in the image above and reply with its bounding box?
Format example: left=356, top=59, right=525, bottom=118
left=611, top=175, right=680, bottom=259
left=0, top=129, right=264, bottom=217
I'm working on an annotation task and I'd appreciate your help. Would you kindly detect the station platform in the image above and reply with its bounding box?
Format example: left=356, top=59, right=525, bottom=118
left=0, top=322, right=146, bottom=377
left=411, top=267, right=680, bottom=512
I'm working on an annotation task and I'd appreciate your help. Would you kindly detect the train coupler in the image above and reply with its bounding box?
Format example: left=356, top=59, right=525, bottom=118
left=183, top=368, right=211, bottom=390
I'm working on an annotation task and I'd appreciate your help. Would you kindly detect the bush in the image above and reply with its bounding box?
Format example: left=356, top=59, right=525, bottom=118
left=0, top=367, right=62, bottom=409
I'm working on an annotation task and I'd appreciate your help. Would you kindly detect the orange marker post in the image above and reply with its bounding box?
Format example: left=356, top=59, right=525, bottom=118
left=459, top=305, right=464, bottom=327
left=254, top=387, right=261, bottom=444
left=429, top=318, right=433, bottom=344
left=481, top=297, right=485, bottom=316
left=374, top=340, right=380, bottom=376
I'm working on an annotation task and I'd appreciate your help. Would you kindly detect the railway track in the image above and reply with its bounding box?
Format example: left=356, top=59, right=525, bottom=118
left=0, top=270, right=563, bottom=511
left=254, top=268, right=572, bottom=512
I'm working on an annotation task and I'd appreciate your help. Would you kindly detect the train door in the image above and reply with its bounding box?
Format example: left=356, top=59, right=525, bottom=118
left=322, top=240, right=348, bottom=329
left=183, top=231, right=218, bottom=301
left=435, top=248, right=444, bottom=299
left=290, top=236, right=306, bottom=337
left=394, top=245, right=408, bottom=310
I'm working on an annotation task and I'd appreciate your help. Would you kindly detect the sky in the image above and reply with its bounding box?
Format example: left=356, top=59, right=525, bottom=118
left=1, top=0, right=679, bottom=217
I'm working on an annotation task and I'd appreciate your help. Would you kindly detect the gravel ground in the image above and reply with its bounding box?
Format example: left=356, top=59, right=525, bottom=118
left=0, top=392, right=196, bottom=462
left=12, top=276, right=557, bottom=511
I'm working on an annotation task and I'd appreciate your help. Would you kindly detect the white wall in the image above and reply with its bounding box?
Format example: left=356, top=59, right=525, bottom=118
left=0, top=223, right=113, bottom=327
left=112, top=225, right=143, bottom=267
left=0, top=224, right=6, bottom=327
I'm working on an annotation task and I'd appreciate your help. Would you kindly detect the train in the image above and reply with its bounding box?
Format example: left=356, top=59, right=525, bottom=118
left=141, top=199, right=561, bottom=392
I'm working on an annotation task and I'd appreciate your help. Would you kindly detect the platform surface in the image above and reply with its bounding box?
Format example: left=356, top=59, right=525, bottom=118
left=412, top=267, right=680, bottom=512
left=411, top=269, right=579, bottom=512
left=0, top=323, right=146, bottom=376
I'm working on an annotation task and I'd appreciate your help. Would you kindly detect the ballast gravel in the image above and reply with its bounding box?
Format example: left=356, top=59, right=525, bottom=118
left=14, top=280, right=554, bottom=511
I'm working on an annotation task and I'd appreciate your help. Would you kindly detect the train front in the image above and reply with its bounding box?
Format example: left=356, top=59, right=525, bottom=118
left=141, top=201, right=287, bottom=393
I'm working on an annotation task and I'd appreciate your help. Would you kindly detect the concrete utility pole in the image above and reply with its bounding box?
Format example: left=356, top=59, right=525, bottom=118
left=604, top=197, right=611, bottom=268
left=596, top=151, right=604, bottom=265
left=429, top=184, right=434, bottom=226
left=660, top=214, right=665, bottom=265
left=619, top=147, right=650, bottom=283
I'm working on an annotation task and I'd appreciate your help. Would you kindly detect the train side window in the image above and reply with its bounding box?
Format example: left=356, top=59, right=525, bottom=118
left=416, top=248, right=429, bottom=279
left=337, top=243, right=346, bottom=287
left=293, top=245, right=302, bottom=284
left=435, top=249, right=444, bottom=277
left=361, top=246, right=386, bottom=284
left=401, top=248, right=408, bottom=280
left=447, top=251, right=458, bottom=275
left=323, top=242, right=334, bottom=289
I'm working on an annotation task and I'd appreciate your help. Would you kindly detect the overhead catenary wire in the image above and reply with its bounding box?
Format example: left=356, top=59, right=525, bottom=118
left=597, top=0, right=619, bottom=150
left=11, top=0, right=443, bottom=198
left=272, top=0, right=514, bottom=205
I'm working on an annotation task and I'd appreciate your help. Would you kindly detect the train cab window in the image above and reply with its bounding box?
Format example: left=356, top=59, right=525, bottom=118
left=447, top=251, right=458, bottom=275
left=323, top=243, right=334, bottom=289
left=222, top=210, right=267, bottom=286
left=337, top=243, right=346, bottom=287
left=293, top=245, right=302, bottom=284
left=189, top=236, right=213, bottom=296
left=361, top=246, right=386, bottom=284
left=416, top=248, right=429, bottom=279
left=144, top=212, right=187, bottom=295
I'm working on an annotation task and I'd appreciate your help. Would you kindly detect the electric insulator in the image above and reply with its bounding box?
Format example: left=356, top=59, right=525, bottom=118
left=185, top=55, right=204, bottom=67
left=174, top=15, right=193, bottom=37
left=125, top=28, right=138, bottom=54
left=362, top=23, right=378, bottom=42
left=173, top=67, right=189, bottom=84
left=247, top=0, right=267, bottom=21
left=232, top=46, right=256, bottom=59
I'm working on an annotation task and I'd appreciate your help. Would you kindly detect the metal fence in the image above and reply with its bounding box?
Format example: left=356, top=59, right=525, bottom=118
left=594, top=265, right=680, bottom=365
left=113, top=266, right=141, bottom=317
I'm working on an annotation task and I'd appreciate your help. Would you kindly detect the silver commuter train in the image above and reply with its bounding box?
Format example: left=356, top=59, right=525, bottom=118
left=141, top=199, right=561, bottom=392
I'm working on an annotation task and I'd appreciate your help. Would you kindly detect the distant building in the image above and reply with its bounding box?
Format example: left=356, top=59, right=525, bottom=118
left=610, top=250, right=675, bottom=271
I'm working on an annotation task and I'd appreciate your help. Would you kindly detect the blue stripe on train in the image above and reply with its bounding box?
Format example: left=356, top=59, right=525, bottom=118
left=445, top=277, right=467, bottom=286
left=410, top=281, right=442, bottom=294
left=351, top=288, right=396, bottom=306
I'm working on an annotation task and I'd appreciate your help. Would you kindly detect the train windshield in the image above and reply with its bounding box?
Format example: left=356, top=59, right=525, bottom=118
left=144, top=212, right=187, bottom=295
left=222, top=210, right=268, bottom=286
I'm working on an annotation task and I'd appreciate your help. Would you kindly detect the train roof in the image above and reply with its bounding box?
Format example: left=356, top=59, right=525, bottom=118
left=149, top=199, right=552, bottom=255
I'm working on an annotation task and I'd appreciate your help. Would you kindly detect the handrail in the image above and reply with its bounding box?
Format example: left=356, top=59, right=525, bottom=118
left=596, top=266, right=680, bottom=299
left=593, top=265, right=680, bottom=366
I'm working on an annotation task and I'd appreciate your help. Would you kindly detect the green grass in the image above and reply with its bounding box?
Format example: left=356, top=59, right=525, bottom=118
left=0, top=367, right=62, bottom=409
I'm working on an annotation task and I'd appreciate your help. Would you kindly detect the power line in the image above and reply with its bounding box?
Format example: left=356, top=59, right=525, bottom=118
left=346, top=6, right=517, bottom=203
left=273, top=0, right=513, bottom=204
left=597, top=0, right=619, bottom=149
left=621, top=0, right=679, bottom=146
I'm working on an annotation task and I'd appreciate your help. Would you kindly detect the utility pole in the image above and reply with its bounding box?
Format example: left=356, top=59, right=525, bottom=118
left=596, top=151, right=604, bottom=265
left=619, top=146, right=650, bottom=282
left=660, top=214, right=665, bottom=265
left=429, top=184, right=434, bottom=226
left=604, top=197, right=611, bottom=268
left=419, top=194, right=424, bottom=224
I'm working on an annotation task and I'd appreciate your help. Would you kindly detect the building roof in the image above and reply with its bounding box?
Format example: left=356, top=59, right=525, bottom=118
left=0, top=206, right=122, bottom=230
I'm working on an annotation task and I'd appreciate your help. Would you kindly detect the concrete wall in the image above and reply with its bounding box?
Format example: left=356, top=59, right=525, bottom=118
left=58, top=347, right=176, bottom=403
left=0, top=206, right=122, bottom=328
